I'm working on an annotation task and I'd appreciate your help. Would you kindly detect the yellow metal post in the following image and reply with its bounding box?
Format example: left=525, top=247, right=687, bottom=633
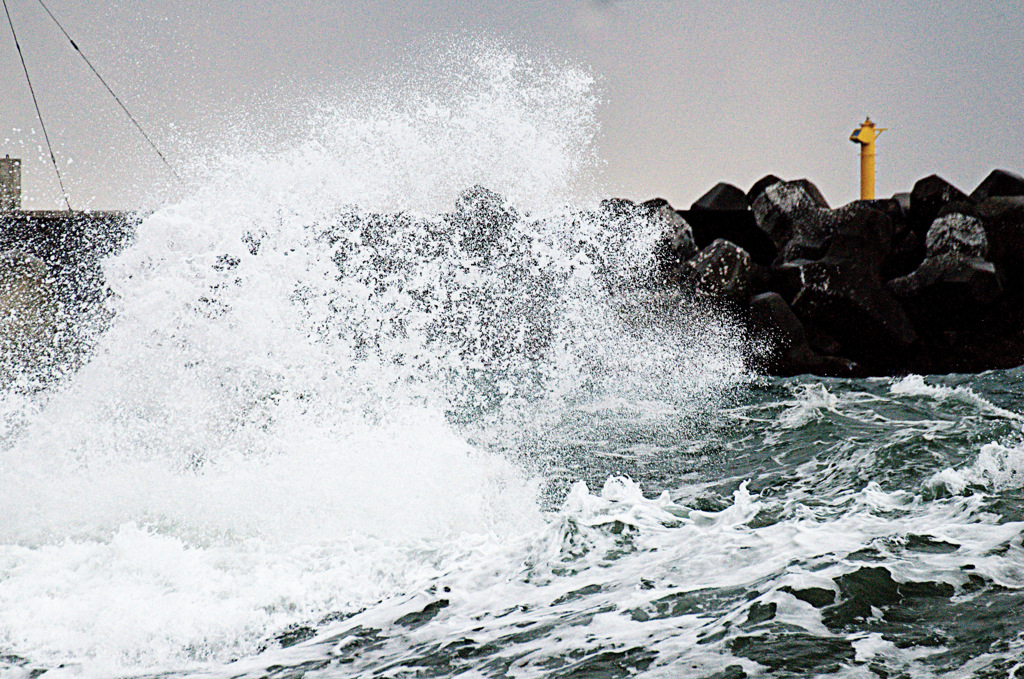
left=849, top=117, right=886, bottom=200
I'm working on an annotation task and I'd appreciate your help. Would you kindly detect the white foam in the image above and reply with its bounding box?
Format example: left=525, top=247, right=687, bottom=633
left=205, top=468, right=1024, bottom=679
left=776, top=382, right=840, bottom=429
left=927, top=441, right=1024, bottom=496
left=0, top=404, right=542, bottom=670
left=890, top=375, right=1023, bottom=421
left=0, top=42, right=748, bottom=676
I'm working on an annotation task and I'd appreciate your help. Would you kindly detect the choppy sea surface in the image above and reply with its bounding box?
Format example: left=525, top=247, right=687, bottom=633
left=2, top=44, right=1023, bottom=679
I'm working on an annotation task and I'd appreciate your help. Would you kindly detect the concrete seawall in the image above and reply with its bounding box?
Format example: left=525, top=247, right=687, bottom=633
left=0, top=210, right=135, bottom=267
left=0, top=210, right=137, bottom=386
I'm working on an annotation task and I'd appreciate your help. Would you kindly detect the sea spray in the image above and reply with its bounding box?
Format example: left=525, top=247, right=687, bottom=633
left=0, top=43, right=748, bottom=674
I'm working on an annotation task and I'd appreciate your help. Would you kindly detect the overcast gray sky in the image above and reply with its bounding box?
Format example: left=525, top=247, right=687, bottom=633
left=2, top=0, right=1023, bottom=211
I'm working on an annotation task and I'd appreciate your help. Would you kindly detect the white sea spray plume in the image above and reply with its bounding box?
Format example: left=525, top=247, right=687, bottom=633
left=0, top=42, right=750, bottom=675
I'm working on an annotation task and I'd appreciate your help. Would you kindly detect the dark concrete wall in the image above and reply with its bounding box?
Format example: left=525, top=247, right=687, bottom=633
left=0, top=210, right=136, bottom=268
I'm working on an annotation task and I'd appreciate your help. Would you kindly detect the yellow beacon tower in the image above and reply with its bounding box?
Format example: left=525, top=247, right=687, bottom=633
left=849, top=117, right=886, bottom=200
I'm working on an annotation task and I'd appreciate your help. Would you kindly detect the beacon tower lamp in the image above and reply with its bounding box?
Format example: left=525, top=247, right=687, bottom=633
left=850, top=117, right=886, bottom=200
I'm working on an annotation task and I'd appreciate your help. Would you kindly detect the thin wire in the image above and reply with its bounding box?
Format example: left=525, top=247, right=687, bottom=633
left=3, top=0, right=72, bottom=210
left=34, top=0, right=183, bottom=184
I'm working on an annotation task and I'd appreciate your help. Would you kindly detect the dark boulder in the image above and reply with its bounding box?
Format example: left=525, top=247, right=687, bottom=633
left=826, top=203, right=894, bottom=263
left=887, top=213, right=1002, bottom=330
left=888, top=255, right=1001, bottom=312
left=651, top=206, right=699, bottom=283
left=771, top=258, right=813, bottom=302
left=601, top=198, right=699, bottom=285
left=455, top=184, right=515, bottom=221
left=789, top=259, right=917, bottom=368
left=850, top=198, right=916, bottom=278
left=883, top=230, right=925, bottom=282
left=684, top=239, right=768, bottom=304
left=452, top=185, right=519, bottom=254
left=790, top=179, right=830, bottom=209
left=746, top=174, right=784, bottom=206
left=803, top=323, right=844, bottom=357
left=976, top=195, right=1024, bottom=221
left=892, top=192, right=911, bottom=216
left=976, top=197, right=1024, bottom=290
left=641, top=197, right=673, bottom=211
left=682, top=183, right=777, bottom=265
left=773, top=200, right=894, bottom=268
left=691, top=182, right=750, bottom=211
left=752, top=180, right=829, bottom=253
left=599, top=197, right=638, bottom=216
left=924, top=212, right=989, bottom=258
left=857, top=197, right=907, bottom=236
left=784, top=207, right=917, bottom=369
left=908, top=175, right=971, bottom=238
left=900, top=202, right=1024, bottom=372
left=937, top=200, right=978, bottom=219
left=677, top=209, right=776, bottom=267
left=748, top=292, right=859, bottom=377
left=969, top=169, right=1024, bottom=203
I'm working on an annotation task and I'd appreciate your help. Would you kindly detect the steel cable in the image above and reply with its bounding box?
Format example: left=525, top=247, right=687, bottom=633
left=3, top=0, right=72, bottom=210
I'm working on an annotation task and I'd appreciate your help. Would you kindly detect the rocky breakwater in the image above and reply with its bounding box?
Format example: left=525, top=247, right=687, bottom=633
left=4, top=178, right=1024, bottom=382
left=650, top=169, right=1024, bottom=376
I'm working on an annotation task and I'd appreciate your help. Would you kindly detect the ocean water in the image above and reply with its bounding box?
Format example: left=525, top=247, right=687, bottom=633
left=2, top=45, right=1024, bottom=679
